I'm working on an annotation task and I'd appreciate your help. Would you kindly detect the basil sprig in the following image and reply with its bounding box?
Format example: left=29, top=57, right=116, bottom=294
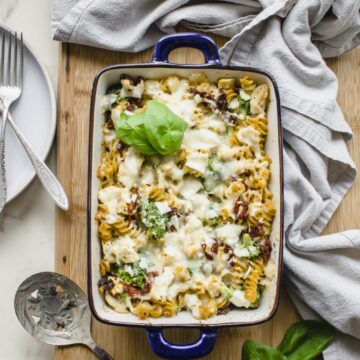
left=115, top=100, right=187, bottom=155
left=116, top=112, right=157, bottom=155
left=242, top=321, right=335, bottom=360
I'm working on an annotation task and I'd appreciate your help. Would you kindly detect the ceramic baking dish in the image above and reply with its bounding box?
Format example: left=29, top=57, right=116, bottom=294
left=87, top=33, right=284, bottom=359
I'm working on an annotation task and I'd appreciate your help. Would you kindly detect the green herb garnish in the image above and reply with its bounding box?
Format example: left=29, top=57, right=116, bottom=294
left=203, top=217, right=221, bottom=227
left=242, top=321, right=335, bottom=360
left=115, top=100, right=187, bottom=156
left=116, top=263, right=147, bottom=289
left=144, top=100, right=188, bottom=155
left=140, top=201, right=170, bottom=239
left=116, top=112, right=158, bottom=155
left=203, top=168, right=220, bottom=192
left=208, top=155, right=222, bottom=174
left=238, top=97, right=250, bottom=118
left=202, top=155, right=222, bottom=191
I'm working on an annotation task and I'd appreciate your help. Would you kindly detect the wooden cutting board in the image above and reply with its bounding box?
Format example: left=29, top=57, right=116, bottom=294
left=56, top=32, right=360, bottom=359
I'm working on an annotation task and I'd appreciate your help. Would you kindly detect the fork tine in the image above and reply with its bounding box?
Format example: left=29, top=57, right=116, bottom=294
left=0, top=32, right=4, bottom=84
left=19, top=32, right=23, bottom=88
left=12, top=32, right=18, bottom=87
left=6, top=31, right=12, bottom=85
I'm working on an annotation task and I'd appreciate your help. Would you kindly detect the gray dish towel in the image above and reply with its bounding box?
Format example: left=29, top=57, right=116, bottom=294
left=52, top=1, right=360, bottom=358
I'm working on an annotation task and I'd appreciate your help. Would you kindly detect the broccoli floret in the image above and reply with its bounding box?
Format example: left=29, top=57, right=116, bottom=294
left=203, top=217, right=221, bottom=227
left=140, top=201, right=169, bottom=239
left=242, top=233, right=252, bottom=247
left=222, top=285, right=234, bottom=299
left=208, top=155, right=222, bottom=174
left=202, top=156, right=222, bottom=191
left=240, top=233, right=261, bottom=260
left=238, top=97, right=250, bottom=118
left=203, top=168, right=220, bottom=192
left=116, top=263, right=147, bottom=289
left=248, top=245, right=261, bottom=260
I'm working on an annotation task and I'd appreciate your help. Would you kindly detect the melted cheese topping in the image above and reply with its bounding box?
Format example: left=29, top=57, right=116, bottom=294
left=215, top=224, right=246, bottom=246
left=118, top=147, right=144, bottom=188
left=183, top=129, right=220, bottom=150
left=230, top=290, right=252, bottom=308
left=236, top=126, right=262, bottom=158
left=150, top=266, right=175, bottom=302
left=103, top=236, right=139, bottom=264
left=98, top=75, right=275, bottom=320
left=179, top=178, right=203, bottom=199
left=145, top=79, right=197, bottom=126
left=98, top=186, right=132, bottom=223
left=185, top=151, right=209, bottom=174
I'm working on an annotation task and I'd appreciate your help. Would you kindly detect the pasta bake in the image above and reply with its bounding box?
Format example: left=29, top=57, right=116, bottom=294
left=96, top=72, right=276, bottom=320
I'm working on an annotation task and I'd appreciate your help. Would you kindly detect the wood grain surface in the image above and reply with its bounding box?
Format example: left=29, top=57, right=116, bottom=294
left=55, top=32, right=360, bottom=359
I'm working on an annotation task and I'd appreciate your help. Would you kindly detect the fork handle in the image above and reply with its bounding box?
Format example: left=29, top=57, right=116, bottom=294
left=7, top=113, right=69, bottom=210
left=0, top=135, right=7, bottom=213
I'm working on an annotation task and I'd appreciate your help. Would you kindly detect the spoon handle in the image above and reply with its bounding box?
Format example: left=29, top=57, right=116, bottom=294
left=85, top=339, right=113, bottom=360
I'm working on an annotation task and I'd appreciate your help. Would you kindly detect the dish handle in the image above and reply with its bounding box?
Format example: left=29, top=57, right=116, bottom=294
left=147, top=327, right=217, bottom=359
left=152, top=32, right=221, bottom=65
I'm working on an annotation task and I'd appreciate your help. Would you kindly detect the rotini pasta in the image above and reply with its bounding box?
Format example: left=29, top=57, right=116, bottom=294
left=240, top=76, right=256, bottom=91
left=245, top=259, right=264, bottom=303
left=97, top=73, right=275, bottom=320
left=229, top=258, right=249, bottom=290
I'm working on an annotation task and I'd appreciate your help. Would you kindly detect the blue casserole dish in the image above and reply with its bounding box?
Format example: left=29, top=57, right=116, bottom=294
left=88, top=32, right=283, bottom=359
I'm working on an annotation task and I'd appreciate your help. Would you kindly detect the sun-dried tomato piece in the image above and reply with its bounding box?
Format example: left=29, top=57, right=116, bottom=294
left=123, top=284, right=141, bottom=297
left=106, top=120, right=114, bottom=130
left=250, top=223, right=264, bottom=238
left=170, top=207, right=182, bottom=217
left=189, top=87, right=215, bottom=101
left=234, top=197, right=249, bottom=221
left=127, top=187, right=139, bottom=213
left=223, top=244, right=233, bottom=254
left=142, top=281, right=151, bottom=294
left=125, top=103, right=135, bottom=112
left=260, top=239, right=272, bottom=263
left=202, top=243, right=214, bottom=260
left=216, top=93, right=227, bottom=111
left=117, top=141, right=126, bottom=153
left=211, top=239, right=220, bottom=254
left=219, top=111, right=238, bottom=126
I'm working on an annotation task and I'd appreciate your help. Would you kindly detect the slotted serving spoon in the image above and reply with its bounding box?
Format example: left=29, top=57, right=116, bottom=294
left=14, top=272, right=113, bottom=360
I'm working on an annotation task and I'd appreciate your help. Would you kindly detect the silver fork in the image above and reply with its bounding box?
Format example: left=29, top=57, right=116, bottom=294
left=0, top=31, right=69, bottom=211
left=0, top=31, right=22, bottom=213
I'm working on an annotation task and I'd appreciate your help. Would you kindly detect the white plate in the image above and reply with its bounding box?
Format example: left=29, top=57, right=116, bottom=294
left=0, top=25, right=56, bottom=204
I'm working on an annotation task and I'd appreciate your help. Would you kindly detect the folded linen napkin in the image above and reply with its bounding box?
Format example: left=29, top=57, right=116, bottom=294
left=52, top=1, right=360, bottom=358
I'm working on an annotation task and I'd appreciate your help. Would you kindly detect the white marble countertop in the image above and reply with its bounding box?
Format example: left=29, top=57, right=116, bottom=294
left=0, top=0, right=58, bottom=359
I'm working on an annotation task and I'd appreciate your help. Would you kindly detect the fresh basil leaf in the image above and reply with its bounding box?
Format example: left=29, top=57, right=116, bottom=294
left=242, top=340, right=287, bottom=360
left=242, top=321, right=334, bottom=360
left=280, top=321, right=335, bottom=360
left=115, top=112, right=157, bottom=155
left=276, top=321, right=309, bottom=354
left=144, top=100, right=187, bottom=155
